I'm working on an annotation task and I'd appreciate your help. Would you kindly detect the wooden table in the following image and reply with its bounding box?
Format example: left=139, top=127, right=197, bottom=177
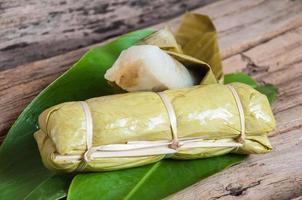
left=1, top=0, right=302, bottom=199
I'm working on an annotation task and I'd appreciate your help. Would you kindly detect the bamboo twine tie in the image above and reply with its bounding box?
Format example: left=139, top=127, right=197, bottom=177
left=79, top=101, right=95, bottom=163
left=157, top=92, right=179, bottom=149
left=69, top=87, right=244, bottom=165
left=227, top=85, right=246, bottom=143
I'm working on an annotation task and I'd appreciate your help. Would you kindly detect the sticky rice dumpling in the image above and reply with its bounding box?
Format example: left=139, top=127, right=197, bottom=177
left=34, top=83, right=275, bottom=172
left=104, top=45, right=198, bottom=92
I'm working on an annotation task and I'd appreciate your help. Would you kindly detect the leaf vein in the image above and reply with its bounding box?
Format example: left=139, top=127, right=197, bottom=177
left=124, top=162, right=161, bottom=200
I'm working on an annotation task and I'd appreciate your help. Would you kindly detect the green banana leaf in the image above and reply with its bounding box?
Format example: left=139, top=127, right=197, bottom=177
left=224, top=72, right=258, bottom=88
left=25, top=175, right=73, bottom=200
left=0, top=29, right=155, bottom=200
left=0, top=13, right=246, bottom=200
left=68, top=155, right=245, bottom=200
left=255, top=84, right=278, bottom=104
left=224, top=72, right=278, bottom=104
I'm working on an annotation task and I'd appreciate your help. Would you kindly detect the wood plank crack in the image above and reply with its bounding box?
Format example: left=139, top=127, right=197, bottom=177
left=211, top=180, right=262, bottom=199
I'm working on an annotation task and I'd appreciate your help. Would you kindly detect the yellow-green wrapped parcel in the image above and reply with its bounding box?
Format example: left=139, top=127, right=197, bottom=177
left=34, top=83, right=275, bottom=172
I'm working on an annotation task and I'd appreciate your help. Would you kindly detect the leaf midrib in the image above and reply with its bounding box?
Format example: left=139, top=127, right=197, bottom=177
left=123, top=162, right=161, bottom=200
left=24, top=175, right=56, bottom=200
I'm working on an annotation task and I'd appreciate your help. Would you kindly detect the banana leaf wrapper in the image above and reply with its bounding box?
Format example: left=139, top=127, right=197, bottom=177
left=34, top=83, right=275, bottom=172
left=107, top=13, right=222, bottom=91
left=175, top=13, right=223, bottom=82
left=143, top=13, right=223, bottom=82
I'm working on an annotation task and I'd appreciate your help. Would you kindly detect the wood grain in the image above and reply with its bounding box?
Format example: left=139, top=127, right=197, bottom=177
left=170, top=19, right=302, bottom=200
left=1, top=0, right=302, bottom=198
left=0, top=0, right=213, bottom=70
left=171, top=129, right=302, bottom=200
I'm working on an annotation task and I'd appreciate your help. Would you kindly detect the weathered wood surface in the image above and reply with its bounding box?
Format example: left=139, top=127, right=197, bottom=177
left=0, top=0, right=213, bottom=70
left=171, top=21, right=302, bottom=200
left=0, top=0, right=302, bottom=199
